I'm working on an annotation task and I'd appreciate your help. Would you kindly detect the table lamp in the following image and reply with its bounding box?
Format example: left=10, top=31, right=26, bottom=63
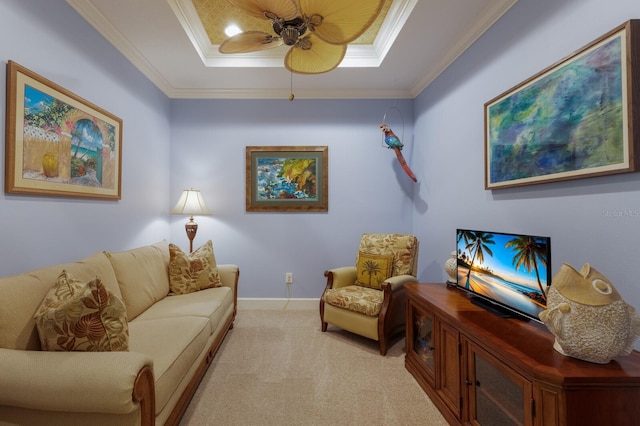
left=171, top=188, right=211, bottom=253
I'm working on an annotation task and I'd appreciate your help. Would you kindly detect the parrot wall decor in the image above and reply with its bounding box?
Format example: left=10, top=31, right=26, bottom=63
left=380, top=123, right=417, bottom=182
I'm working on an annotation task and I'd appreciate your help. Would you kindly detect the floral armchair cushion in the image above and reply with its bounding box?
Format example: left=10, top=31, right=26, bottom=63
left=33, top=270, right=129, bottom=351
left=323, top=285, right=383, bottom=317
left=356, top=233, right=419, bottom=277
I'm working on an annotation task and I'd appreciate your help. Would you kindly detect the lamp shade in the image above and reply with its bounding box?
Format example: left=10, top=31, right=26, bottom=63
left=171, top=189, right=211, bottom=216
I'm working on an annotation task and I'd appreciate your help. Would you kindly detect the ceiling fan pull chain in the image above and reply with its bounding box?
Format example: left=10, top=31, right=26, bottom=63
left=289, top=69, right=295, bottom=101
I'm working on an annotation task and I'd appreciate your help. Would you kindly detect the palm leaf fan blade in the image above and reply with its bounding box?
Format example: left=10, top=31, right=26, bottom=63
left=219, top=31, right=283, bottom=53
left=227, top=0, right=299, bottom=20
left=300, top=0, right=384, bottom=44
left=285, top=35, right=346, bottom=74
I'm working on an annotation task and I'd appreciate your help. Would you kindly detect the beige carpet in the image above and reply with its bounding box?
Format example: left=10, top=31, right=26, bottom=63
left=179, top=308, right=448, bottom=426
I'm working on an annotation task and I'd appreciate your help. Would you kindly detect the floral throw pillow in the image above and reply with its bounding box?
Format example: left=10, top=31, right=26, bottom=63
left=169, top=240, right=221, bottom=295
left=34, top=270, right=129, bottom=351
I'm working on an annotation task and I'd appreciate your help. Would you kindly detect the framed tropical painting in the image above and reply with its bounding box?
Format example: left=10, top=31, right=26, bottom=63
left=5, top=61, right=122, bottom=199
left=246, top=146, right=328, bottom=212
left=485, top=20, right=640, bottom=189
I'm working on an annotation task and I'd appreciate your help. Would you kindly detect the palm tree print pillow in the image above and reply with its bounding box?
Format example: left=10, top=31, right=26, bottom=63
left=355, top=252, right=393, bottom=289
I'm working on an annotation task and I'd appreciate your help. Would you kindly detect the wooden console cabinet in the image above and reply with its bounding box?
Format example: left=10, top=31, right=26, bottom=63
left=405, top=283, right=640, bottom=425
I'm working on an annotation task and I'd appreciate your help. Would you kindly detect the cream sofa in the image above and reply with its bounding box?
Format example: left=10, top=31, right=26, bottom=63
left=0, top=240, right=239, bottom=426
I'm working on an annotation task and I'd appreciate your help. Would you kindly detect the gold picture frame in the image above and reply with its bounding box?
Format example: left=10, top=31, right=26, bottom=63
left=246, top=146, right=328, bottom=212
left=5, top=61, right=122, bottom=199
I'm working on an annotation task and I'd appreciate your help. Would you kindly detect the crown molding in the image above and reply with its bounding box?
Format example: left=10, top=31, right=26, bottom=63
left=166, top=86, right=414, bottom=100
left=66, top=0, right=176, bottom=95
left=409, top=0, right=518, bottom=97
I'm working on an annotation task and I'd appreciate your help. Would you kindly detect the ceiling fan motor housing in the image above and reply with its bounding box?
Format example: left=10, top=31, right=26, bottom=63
left=272, top=17, right=307, bottom=46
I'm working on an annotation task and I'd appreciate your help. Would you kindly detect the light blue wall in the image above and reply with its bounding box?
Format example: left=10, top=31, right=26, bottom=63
left=0, top=0, right=171, bottom=275
left=3, top=0, right=640, bottom=326
left=170, top=99, right=415, bottom=298
left=413, top=0, right=640, bottom=332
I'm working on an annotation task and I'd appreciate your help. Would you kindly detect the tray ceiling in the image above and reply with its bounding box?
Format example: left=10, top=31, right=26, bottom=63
left=66, top=0, right=517, bottom=99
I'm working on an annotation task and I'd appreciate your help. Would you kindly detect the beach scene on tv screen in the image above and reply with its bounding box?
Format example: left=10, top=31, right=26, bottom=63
left=456, top=230, right=549, bottom=319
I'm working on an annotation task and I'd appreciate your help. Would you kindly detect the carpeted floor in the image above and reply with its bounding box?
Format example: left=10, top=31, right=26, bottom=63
left=179, top=308, right=448, bottom=426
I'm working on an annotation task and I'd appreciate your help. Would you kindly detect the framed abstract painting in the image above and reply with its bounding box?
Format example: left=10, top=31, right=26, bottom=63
left=485, top=20, right=640, bottom=189
left=246, top=146, right=328, bottom=212
left=5, top=61, right=122, bottom=199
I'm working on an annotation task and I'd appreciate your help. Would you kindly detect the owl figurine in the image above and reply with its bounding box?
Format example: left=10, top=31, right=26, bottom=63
left=539, top=263, right=640, bottom=364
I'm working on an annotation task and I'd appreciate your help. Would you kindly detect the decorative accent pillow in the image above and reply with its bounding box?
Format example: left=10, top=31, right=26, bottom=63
left=33, top=270, right=129, bottom=351
left=169, top=240, right=221, bottom=295
left=355, top=252, right=393, bottom=289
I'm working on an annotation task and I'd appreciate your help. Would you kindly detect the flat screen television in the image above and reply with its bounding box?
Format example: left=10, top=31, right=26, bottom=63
left=455, top=228, right=551, bottom=322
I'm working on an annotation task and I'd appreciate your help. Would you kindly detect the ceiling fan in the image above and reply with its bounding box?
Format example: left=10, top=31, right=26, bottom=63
left=218, top=0, right=385, bottom=75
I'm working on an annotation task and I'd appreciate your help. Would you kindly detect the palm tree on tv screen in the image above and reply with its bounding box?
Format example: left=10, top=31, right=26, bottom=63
left=505, top=236, right=548, bottom=303
left=464, top=232, right=495, bottom=289
left=457, top=230, right=476, bottom=246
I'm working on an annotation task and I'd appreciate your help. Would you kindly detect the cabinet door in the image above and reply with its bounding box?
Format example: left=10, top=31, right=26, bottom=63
left=466, top=340, right=533, bottom=426
left=408, top=301, right=436, bottom=386
left=438, top=321, right=461, bottom=420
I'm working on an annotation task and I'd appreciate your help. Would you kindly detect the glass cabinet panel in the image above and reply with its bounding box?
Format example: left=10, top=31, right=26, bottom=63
left=411, top=307, right=435, bottom=375
left=468, top=341, right=532, bottom=426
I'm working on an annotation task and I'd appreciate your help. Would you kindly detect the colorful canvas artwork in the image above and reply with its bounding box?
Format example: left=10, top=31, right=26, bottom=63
left=256, top=157, right=318, bottom=200
left=485, top=21, right=639, bottom=189
left=6, top=61, right=122, bottom=199
left=246, top=146, right=328, bottom=212
left=22, top=86, right=117, bottom=189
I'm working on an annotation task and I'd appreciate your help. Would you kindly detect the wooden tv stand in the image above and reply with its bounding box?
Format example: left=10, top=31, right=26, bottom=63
left=405, top=283, right=640, bottom=426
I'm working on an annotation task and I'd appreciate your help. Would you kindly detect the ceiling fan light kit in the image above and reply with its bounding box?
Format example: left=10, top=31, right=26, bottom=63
left=219, top=0, right=384, bottom=75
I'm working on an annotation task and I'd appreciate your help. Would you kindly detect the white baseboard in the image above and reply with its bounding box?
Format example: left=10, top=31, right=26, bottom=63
left=238, top=298, right=319, bottom=310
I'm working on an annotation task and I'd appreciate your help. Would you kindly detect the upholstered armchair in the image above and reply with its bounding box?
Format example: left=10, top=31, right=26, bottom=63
left=320, top=233, right=419, bottom=355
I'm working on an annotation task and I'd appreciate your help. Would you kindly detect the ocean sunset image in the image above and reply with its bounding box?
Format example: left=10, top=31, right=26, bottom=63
left=456, top=229, right=551, bottom=320
left=457, top=265, right=546, bottom=319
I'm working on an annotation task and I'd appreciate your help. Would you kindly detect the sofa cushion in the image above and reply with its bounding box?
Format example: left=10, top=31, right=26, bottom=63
left=168, top=240, right=221, bottom=295
left=323, top=285, right=383, bottom=317
left=0, top=252, right=121, bottom=351
left=355, top=251, right=393, bottom=289
left=105, top=240, right=170, bottom=321
left=128, top=316, right=209, bottom=414
left=135, top=286, right=233, bottom=335
left=34, top=270, right=129, bottom=351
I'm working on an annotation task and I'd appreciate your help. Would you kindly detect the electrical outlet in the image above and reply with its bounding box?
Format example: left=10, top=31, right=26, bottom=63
left=286, top=272, right=293, bottom=284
